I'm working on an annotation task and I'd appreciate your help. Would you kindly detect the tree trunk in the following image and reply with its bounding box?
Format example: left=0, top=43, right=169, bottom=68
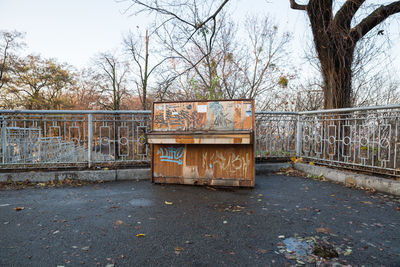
left=313, top=31, right=355, bottom=110
left=142, top=30, right=149, bottom=110
left=320, top=49, right=354, bottom=109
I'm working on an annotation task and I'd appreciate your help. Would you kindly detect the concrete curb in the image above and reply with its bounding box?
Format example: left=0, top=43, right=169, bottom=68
left=293, top=162, right=400, bottom=196
left=0, top=163, right=289, bottom=184
left=1, top=163, right=398, bottom=196
left=0, top=168, right=150, bottom=183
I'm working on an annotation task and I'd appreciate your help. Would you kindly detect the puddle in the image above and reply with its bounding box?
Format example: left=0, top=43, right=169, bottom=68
left=129, top=198, right=152, bottom=207
left=278, top=236, right=348, bottom=265
left=282, top=237, right=314, bottom=261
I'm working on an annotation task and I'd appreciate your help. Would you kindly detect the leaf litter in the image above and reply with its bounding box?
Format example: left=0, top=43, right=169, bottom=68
left=277, top=234, right=353, bottom=265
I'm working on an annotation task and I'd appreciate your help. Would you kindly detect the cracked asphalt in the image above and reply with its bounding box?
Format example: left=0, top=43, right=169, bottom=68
left=1, top=174, right=399, bottom=266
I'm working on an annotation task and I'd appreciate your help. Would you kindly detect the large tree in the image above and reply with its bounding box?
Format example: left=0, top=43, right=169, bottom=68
left=6, top=55, right=75, bottom=109
left=290, top=0, right=400, bottom=109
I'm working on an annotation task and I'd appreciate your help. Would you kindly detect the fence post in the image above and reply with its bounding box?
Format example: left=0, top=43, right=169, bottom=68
left=296, top=115, right=302, bottom=157
left=2, top=117, right=6, bottom=164
left=88, top=114, right=92, bottom=168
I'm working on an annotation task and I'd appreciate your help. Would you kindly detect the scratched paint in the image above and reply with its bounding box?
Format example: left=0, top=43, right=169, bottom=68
left=202, top=150, right=251, bottom=178
left=157, top=146, right=184, bottom=165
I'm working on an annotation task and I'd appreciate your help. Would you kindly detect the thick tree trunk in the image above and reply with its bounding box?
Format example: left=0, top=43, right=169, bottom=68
left=320, top=48, right=354, bottom=109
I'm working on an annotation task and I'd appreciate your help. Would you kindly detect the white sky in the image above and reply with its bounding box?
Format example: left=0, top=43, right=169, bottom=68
left=0, top=0, right=399, bottom=73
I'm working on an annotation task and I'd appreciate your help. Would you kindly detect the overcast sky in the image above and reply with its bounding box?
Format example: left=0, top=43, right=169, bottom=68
left=0, top=0, right=399, bottom=72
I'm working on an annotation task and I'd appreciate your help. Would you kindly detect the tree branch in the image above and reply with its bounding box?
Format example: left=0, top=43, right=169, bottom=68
left=289, top=0, right=307, bottom=10
left=351, top=1, right=400, bottom=42
left=334, top=0, right=365, bottom=29
left=130, top=0, right=196, bottom=28
left=194, top=0, right=229, bottom=29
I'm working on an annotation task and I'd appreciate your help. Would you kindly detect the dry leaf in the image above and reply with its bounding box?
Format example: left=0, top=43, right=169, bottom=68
left=14, top=206, right=24, bottom=211
left=316, top=227, right=333, bottom=234
left=309, top=161, right=315, bottom=166
left=114, top=220, right=124, bottom=225
left=164, top=201, right=173, bottom=205
left=343, top=249, right=352, bottom=256
left=174, top=246, right=184, bottom=252
left=136, top=233, right=146, bottom=237
left=360, top=201, right=372, bottom=205
left=256, top=248, right=267, bottom=254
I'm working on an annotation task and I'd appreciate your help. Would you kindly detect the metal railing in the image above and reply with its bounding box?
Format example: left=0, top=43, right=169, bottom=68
left=256, top=104, right=400, bottom=177
left=0, top=105, right=399, bottom=177
left=0, top=110, right=151, bottom=169
left=255, top=111, right=298, bottom=158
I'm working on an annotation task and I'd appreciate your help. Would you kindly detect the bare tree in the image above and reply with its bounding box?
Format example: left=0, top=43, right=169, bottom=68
left=234, top=16, right=293, bottom=109
left=0, top=30, right=25, bottom=91
left=124, top=29, right=173, bottom=109
left=121, top=0, right=229, bottom=37
left=290, top=0, right=400, bottom=109
left=120, top=0, right=231, bottom=99
left=93, top=52, right=130, bottom=110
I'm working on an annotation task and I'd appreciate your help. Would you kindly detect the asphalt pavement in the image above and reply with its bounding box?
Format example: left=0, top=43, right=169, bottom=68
left=1, top=174, right=399, bottom=266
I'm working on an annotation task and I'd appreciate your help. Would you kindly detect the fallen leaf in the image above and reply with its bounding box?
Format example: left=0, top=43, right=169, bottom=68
left=256, top=248, right=267, bottom=254
left=136, top=233, right=146, bottom=237
left=14, top=207, right=24, bottom=211
left=174, top=246, right=184, bottom=251
left=395, top=207, right=400, bottom=211
left=164, top=201, right=173, bottom=205
left=309, top=162, right=315, bottom=166
left=343, top=248, right=352, bottom=256
left=114, top=220, right=124, bottom=225
left=315, top=227, right=333, bottom=234
left=330, top=194, right=335, bottom=197
left=360, top=201, right=372, bottom=205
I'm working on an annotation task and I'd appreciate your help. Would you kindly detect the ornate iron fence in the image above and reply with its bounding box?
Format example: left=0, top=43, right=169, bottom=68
left=256, top=105, right=400, bottom=177
left=0, top=105, right=399, bottom=177
left=297, top=105, right=400, bottom=177
left=255, top=111, right=298, bottom=158
left=0, top=110, right=151, bottom=169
